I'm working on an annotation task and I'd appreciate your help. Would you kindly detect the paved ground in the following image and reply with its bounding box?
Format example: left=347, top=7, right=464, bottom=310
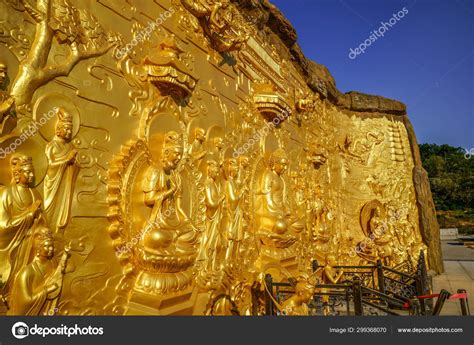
left=441, top=239, right=474, bottom=261
left=432, top=240, right=473, bottom=315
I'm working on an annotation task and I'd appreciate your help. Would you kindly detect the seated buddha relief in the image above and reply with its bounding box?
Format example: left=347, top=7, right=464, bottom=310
left=133, top=131, right=199, bottom=295
left=255, top=149, right=304, bottom=249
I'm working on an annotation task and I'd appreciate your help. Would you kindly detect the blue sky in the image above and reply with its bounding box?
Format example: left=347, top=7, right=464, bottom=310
left=271, top=0, right=473, bottom=148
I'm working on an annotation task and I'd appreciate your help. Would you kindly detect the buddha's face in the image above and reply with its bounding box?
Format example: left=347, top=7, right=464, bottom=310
left=163, top=146, right=182, bottom=170
left=0, top=65, right=6, bottom=86
left=239, top=156, right=249, bottom=168
left=296, top=282, right=314, bottom=302
left=226, top=159, right=239, bottom=178
left=214, top=138, right=224, bottom=150
left=57, top=122, right=73, bottom=142
left=326, top=255, right=336, bottom=266
left=195, top=129, right=206, bottom=142
left=208, top=163, right=219, bottom=179
left=16, top=164, right=35, bottom=187
left=272, top=157, right=288, bottom=175
left=38, top=239, right=54, bottom=259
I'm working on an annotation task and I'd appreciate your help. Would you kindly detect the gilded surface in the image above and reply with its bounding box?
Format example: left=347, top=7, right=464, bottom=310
left=0, top=0, right=438, bottom=315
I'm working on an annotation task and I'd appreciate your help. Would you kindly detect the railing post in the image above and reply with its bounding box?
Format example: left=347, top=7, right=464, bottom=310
left=432, top=289, right=450, bottom=315
left=409, top=298, right=421, bottom=315
left=415, top=269, right=427, bottom=315
left=352, top=276, right=363, bottom=316
left=376, top=260, right=385, bottom=294
left=264, top=274, right=274, bottom=316
left=417, top=250, right=433, bottom=313
left=457, top=289, right=470, bottom=316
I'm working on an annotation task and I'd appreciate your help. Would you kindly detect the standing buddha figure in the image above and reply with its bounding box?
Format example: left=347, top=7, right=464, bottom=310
left=44, top=108, right=79, bottom=233
left=222, top=158, right=245, bottom=263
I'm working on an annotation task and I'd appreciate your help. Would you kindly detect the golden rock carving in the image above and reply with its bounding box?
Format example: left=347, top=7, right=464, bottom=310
left=44, top=108, right=79, bottom=233
left=8, top=226, right=70, bottom=315
left=181, top=0, right=249, bottom=53
left=0, top=0, right=442, bottom=315
left=0, top=154, right=45, bottom=295
left=0, top=62, right=16, bottom=136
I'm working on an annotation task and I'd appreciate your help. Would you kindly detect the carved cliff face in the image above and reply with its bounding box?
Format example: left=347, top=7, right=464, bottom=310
left=0, top=0, right=440, bottom=315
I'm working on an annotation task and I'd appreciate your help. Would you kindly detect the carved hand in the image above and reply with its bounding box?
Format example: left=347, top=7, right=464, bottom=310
left=67, top=150, right=78, bottom=164
left=29, top=200, right=42, bottom=218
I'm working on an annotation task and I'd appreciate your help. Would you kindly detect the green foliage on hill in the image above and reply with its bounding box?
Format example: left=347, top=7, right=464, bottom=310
left=419, top=143, right=474, bottom=231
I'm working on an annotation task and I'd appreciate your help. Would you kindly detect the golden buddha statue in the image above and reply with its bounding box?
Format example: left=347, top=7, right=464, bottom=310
left=134, top=131, right=199, bottom=294
left=279, top=275, right=315, bottom=316
left=0, top=154, right=45, bottom=294
left=199, top=160, right=225, bottom=270
left=0, top=62, right=16, bottom=136
left=8, top=227, right=70, bottom=315
left=44, top=108, right=79, bottom=233
left=321, top=255, right=343, bottom=315
left=255, top=149, right=303, bottom=248
left=222, top=158, right=246, bottom=263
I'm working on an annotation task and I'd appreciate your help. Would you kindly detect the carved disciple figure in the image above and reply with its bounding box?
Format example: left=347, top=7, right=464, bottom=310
left=44, top=108, right=79, bottom=233
left=8, top=227, right=69, bottom=315
left=222, top=158, right=245, bottom=263
left=0, top=62, right=16, bottom=136
left=188, top=127, right=207, bottom=168
left=199, top=160, right=225, bottom=270
left=140, top=131, right=198, bottom=254
left=0, top=154, right=44, bottom=293
left=256, top=149, right=304, bottom=239
left=213, top=137, right=225, bottom=167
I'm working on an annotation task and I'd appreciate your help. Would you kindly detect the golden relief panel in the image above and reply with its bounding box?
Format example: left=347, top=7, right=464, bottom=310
left=0, top=0, right=436, bottom=316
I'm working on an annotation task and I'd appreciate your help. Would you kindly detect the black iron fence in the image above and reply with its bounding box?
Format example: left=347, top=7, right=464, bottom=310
left=262, top=251, right=470, bottom=316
